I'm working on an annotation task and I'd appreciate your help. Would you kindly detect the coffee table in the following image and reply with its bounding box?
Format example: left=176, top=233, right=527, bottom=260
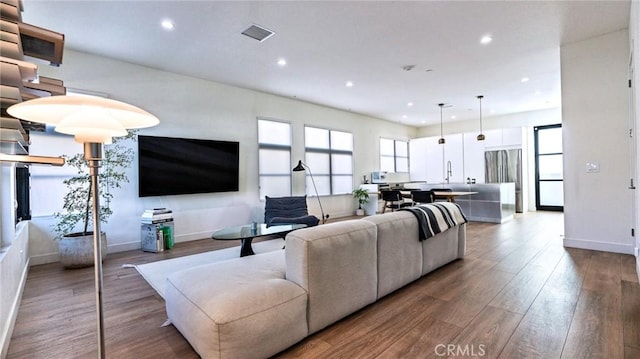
left=212, top=223, right=307, bottom=257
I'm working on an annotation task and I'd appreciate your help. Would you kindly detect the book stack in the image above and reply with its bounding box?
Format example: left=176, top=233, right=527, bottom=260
left=140, top=208, right=174, bottom=252
left=141, top=208, right=173, bottom=224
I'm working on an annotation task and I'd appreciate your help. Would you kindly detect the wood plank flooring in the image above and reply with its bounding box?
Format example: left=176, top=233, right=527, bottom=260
left=6, top=212, right=640, bottom=358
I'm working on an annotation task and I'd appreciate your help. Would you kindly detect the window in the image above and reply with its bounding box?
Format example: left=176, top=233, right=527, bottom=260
left=28, top=131, right=81, bottom=217
left=258, top=119, right=292, bottom=199
left=380, top=138, right=408, bottom=173
left=304, top=126, right=353, bottom=195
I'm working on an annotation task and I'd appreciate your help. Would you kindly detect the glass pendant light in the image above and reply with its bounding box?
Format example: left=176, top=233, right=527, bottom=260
left=476, top=95, right=485, bottom=141
left=438, top=103, right=445, bottom=144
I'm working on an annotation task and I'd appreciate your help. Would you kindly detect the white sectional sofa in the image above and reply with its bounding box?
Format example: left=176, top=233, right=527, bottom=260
left=165, top=211, right=466, bottom=358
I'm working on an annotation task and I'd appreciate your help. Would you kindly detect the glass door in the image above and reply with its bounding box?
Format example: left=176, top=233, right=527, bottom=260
left=534, top=124, right=564, bottom=211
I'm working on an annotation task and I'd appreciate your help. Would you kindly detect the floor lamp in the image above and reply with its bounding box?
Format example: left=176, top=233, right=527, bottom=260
left=8, top=95, right=159, bottom=358
left=293, top=160, right=328, bottom=224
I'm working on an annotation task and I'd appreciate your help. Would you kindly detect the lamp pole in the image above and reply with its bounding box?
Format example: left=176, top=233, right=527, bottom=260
left=85, top=143, right=105, bottom=359
left=293, top=160, right=327, bottom=224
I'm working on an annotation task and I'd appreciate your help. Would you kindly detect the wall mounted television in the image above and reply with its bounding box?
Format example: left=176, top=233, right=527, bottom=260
left=138, top=135, right=240, bottom=197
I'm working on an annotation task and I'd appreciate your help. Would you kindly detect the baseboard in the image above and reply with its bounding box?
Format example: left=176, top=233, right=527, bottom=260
left=28, top=252, right=59, bottom=266
left=0, top=257, right=30, bottom=359
left=108, top=241, right=142, bottom=253
left=563, top=237, right=635, bottom=255
left=175, top=230, right=212, bottom=243
left=636, top=256, right=640, bottom=283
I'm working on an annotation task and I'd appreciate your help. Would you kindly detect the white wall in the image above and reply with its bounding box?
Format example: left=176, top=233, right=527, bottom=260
left=0, top=163, right=30, bottom=358
left=630, top=1, right=640, bottom=276
left=28, top=50, right=416, bottom=263
left=561, top=29, right=633, bottom=254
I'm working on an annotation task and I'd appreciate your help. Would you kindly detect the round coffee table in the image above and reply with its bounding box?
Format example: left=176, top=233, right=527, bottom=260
left=212, top=223, right=307, bottom=257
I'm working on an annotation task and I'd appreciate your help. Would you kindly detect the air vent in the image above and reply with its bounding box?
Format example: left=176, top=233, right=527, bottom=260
left=241, top=24, right=274, bottom=42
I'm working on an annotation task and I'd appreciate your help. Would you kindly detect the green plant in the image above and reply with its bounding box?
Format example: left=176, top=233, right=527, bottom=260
left=352, top=188, right=370, bottom=209
left=53, top=130, right=137, bottom=239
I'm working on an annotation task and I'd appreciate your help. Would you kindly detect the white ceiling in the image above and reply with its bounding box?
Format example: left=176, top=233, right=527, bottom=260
left=21, top=0, right=630, bottom=127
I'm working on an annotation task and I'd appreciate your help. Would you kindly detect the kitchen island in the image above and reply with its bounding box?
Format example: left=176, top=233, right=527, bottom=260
left=406, top=183, right=515, bottom=223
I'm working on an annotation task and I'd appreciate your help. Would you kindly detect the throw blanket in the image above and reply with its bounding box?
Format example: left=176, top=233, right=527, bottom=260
left=399, top=202, right=468, bottom=241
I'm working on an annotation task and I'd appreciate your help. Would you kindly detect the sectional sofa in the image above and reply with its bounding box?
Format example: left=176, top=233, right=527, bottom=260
left=165, top=209, right=466, bottom=358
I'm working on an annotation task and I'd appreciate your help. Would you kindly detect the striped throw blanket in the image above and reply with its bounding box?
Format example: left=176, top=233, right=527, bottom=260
left=399, top=202, right=468, bottom=241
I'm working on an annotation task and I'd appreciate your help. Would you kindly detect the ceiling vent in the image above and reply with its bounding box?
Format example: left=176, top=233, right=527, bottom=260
left=241, top=24, right=274, bottom=42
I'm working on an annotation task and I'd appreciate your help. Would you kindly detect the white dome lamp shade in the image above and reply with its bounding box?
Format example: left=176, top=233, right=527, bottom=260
left=7, top=95, right=159, bottom=143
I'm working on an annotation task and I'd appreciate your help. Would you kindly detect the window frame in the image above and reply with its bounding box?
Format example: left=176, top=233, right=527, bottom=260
left=304, top=126, right=354, bottom=196
left=257, top=118, right=293, bottom=199
left=380, top=138, right=409, bottom=173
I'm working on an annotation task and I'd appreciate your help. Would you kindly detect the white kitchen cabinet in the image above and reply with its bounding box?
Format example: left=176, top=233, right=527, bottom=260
left=482, top=129, right=503, bottom=148
left=443, top=133, right=464, bottom=184
left=502, top=127, right=523, bottom=147
left=463, top=132, right=485, bottom=183
left=425, top=136, right=444, bottom=183
left=409, top=137, right=428, bottom=181
left=484, top=127, right=523, bottom=149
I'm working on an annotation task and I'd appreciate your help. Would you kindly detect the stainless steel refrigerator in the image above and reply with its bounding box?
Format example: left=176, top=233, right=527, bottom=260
left=485, top=149, right=523, bottom=212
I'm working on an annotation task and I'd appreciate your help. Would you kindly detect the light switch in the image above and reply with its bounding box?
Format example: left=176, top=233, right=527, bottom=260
left=586, top=162, right=600, bottom=173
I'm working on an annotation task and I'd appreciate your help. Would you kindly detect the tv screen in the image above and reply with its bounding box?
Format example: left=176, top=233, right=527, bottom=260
left=138, top=135, right=240, bottom=197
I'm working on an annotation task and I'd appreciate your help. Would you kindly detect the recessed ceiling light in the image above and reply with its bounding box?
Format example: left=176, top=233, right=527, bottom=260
left=161, top=19, right=175, bottom=30
left=407, top=102, right=413, bottom=107
left=535, top=90, right=541, bottom=95
left=480, top=35, right=492, bottom=44
left=402, top=115, right=408, bottom=119
left=345, top=81, right=354, bottom=87
left=451, top=115, right=456, bottom=119
left=277, top=58, right=287, bottom=67
left=421, top=120, right=426, bottom=124
left=521, top=77, right=530, bottom=83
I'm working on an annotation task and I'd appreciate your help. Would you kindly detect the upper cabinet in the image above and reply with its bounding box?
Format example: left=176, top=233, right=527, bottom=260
left=502, top=127, right=523, bottom=147
left=483, top=127, right=523, bottom=149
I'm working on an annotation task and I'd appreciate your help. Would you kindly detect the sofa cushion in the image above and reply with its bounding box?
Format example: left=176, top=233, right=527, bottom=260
left=165, top=250, right=308, bottom=359
left=363, top=211, right=423, bottom=299
left=285, top=220, right=378, bottom=334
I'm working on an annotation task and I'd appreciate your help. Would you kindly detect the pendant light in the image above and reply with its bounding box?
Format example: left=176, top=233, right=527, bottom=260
left=476, top=95, right=485, bottom=141
left=438, top=103, right=446, bottom=144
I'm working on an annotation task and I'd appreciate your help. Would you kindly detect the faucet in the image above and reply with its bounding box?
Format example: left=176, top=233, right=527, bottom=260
left=445, top=160, right=452, bottom=184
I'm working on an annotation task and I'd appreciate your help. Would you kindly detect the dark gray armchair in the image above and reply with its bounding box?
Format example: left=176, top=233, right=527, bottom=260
left=264, top=195, right=320, bottom=227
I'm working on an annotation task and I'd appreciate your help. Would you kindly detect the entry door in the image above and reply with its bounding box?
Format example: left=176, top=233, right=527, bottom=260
left=534, top=124, right=564, bottom=211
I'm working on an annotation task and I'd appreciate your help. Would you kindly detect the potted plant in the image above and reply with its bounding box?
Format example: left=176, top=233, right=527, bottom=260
left=352, top=188, right=370, bottom=216
left=53, top=130, right=136, bottom=268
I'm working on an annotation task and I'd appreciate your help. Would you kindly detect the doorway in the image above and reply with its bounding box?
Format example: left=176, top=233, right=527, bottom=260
left=534, top=124, right=564, bottom=211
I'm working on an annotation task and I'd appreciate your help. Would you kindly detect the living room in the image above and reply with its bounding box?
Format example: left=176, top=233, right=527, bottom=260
left=1, top=1, right=639, bottom=358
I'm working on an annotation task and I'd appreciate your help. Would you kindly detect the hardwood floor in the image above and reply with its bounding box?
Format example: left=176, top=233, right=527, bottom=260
left=7, top=212, right=640, bottom=358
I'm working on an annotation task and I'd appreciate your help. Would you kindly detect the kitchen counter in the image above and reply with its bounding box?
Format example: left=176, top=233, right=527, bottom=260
left=408, top=183, right=515, bottom=223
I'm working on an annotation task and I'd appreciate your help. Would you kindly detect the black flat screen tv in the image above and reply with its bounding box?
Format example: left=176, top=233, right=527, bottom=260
left=138, top=135, right=240, bottom=197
